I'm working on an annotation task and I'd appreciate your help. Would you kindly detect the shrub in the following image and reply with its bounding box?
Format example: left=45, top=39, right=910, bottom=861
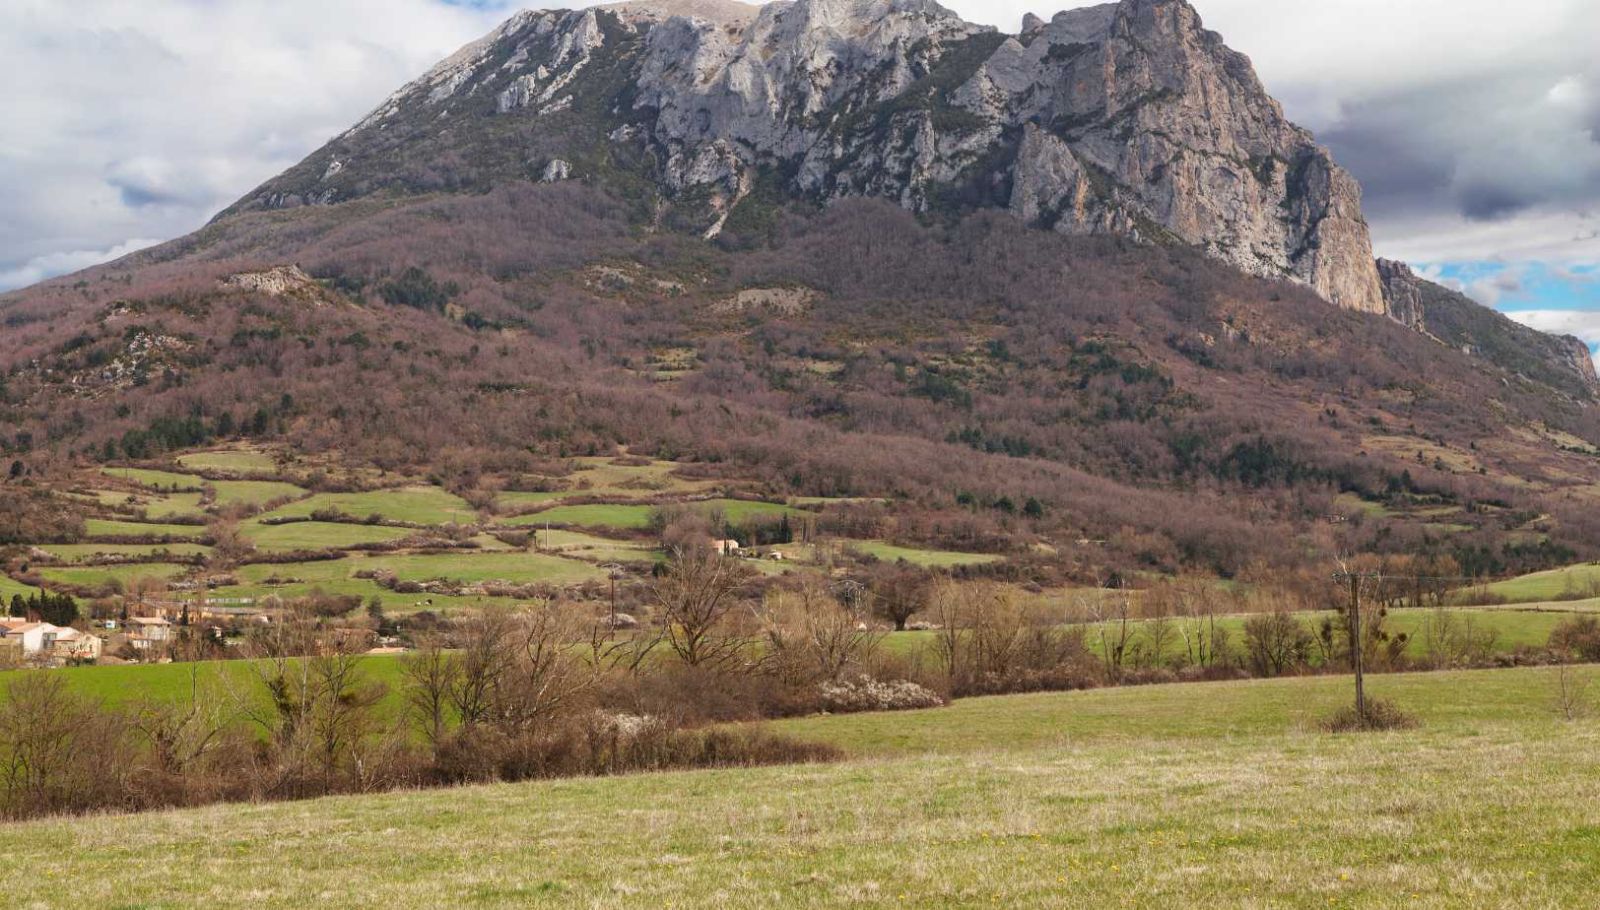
left=1549, top=616, right=1600, bottom=662
left=1319, top=698, right=1420, bottom=733
left=818, top=676, right=945, bottom=713
left=1243, top=610, right=1313, bottom=677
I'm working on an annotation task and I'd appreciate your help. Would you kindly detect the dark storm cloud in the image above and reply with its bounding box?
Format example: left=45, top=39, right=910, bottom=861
left=1317, top=72, right=1600, bottom=228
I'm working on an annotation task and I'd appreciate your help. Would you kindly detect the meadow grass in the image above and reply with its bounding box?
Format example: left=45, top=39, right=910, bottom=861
left=241, top=521, right=414, bottom=552
left=261, top=487, right=477, bottom=526
left=176, top=450, right=278, bottom=473
left=507, top=503, right=657, bottom=531
left=1476, top=562, right=1600, bottom=603
left=359, top=552, right=604, bottom=585
left=86, top=489, right=208, bottom=520
left=101, top=467, right=204, bottom=490
left=506, top=499, right=797, bottom=532
left=36, top=543, right=212, bottom=563
left=702, top=499, right=804, bottom=523
left=213, top=555, right=586, bottom=612
left=209, top=479, right=307, bottom=508
left=850, top=540, right=1002, bottom=567
left=874, top=607, right=1568, bottom=663
left=496, top=459, right=719, bottom=510
left=0, top=666, right=1596, bottom=907
left=537, top=530, right=661, bottom=564
left=34, top=562, right=193, bottom=588
left=0, top=656, right=409, bottom=714
left=0, top=574, right=41, bottom=601
left=83, top=518, right=205, bottom=541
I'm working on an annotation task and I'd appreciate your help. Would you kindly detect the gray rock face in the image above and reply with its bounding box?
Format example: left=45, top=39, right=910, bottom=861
left=224, top=0, right=1384, bottom=317
left=1375, top=259, right=1427, bottom=330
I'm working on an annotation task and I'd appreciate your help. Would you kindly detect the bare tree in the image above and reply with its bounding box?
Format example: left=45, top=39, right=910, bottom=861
left=449, top=610, right=517, bottom=729
left=1242, top=610, right=1312, bottom=677
left=651, top=546, right=754, bottom=669
left=866, top=564, right=932, bottom=632
left=130, top=665, right=238, bottom=777
left=494, top=601, right=598, bottom=732
left=403, top=639, right=456, bottom=756
left=1088, top=586, right=1133, bottom=682
left=1554, top=665, right=1592, bottom=722
left=760, top=580, right=882, bottom=683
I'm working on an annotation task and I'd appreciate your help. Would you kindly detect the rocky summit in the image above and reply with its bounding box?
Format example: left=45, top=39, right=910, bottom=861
left=228, top=0, right=1388, bottom=316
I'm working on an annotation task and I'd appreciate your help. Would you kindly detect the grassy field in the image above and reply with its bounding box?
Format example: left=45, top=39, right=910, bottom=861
left=101, top=467, right=204, bottom=490
left=0, top=574, right=40, bottom=601
left=1, top=665, right=1597, bottom=907
left=359, top=552, right=604, bottom=586
left=37, top=543, right=212, bottom=563
left=262, top=487, right=476, bottom=526
left=34, top=562, right=193, bottom=588
left=212, top=554, right=593, bottom=612
left=210, top=479, right=307, bottom=508
left=496, top=458, right=720, bottom=510
left=538, top=530, right=661, bottom=564
left=850, top=540, right=1002, bottom=567
left=0, top=656, right=410, bottom=715
left=176, top=450, right=279, bottom=473
left=506, top=498, right=798, bottom=533
left=241, top=521, right=415, bottom=552
left=507, top=503, right=657, bottom=531
left=85, top=488, right=208, bottom=519
left=1471, top=562, right=1600, bottom=604
left=83, top=518, right=205, bottom=541
left=703, top=499, right=804, bottom=523
left=875, top=607, right=1569, bottom=664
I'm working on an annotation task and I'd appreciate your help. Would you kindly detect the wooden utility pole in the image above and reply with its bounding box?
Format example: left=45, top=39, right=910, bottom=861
left=1348, top=573, right=1365, bottom=719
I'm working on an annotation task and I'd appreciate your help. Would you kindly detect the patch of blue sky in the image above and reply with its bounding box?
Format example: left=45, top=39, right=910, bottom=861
left=1420, top=261, right=1598, bottom=313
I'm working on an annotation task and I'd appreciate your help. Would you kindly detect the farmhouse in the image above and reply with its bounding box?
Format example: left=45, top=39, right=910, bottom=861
left=0, top=621, right=103, bottom=664
left=50, top=628, right=103, bottom=663
left=125, top=617, right=174, bottom=651
left=712, top=539, right=741, bottom=556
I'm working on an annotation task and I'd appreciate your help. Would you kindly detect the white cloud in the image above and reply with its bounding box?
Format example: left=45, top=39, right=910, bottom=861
left=1505, top=310, right=1600, bottom=371
left=2, top=0, right=1598, bottom=292
left=1506, top=309, right=1600, bottom=341
left=0, top=238, right=162, bottom=292
left=0, top=0, right=526, bottom=286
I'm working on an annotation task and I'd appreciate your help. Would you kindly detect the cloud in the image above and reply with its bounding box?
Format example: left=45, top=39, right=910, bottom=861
left=0, top=0, right=526, bottom=287
left=2, top=0, right=1599, bottom=299
left=1505, top=309, right=1600, bottom=371
left=949, top=1, right=1600, bottom=269
left=1508, top=310, right=1600, bottom=340
left=0, top=238, right=161, bottom=292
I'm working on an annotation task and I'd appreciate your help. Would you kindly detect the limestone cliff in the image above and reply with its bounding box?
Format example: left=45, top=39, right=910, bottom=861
left=218, top=0, right=1402, bottom=321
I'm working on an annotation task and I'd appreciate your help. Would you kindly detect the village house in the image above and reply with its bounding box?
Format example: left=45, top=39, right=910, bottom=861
left=125, top=616, right=175, bottom=651
left=50, top=627, right=103, bottom=663
left=0, top=620, right=103, bottom=664
left=712, top=539, right=741, bottom=556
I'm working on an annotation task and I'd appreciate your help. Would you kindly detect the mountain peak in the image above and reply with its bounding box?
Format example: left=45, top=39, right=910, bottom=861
left=603, top=0, right=760, bottom=25
left=227, top=0, right=1387, bottom=313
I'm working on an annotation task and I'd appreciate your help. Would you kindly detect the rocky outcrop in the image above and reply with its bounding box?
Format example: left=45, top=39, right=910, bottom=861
left=1376, top=259, right=1427, bottom=330
left=1378, top=257, right=1598, bottom=391
left=222, top=265, right=335, bottom=306
left=214, top=0, right=1393, bottom=318
left=1560, top=337, right=1600, bottom=386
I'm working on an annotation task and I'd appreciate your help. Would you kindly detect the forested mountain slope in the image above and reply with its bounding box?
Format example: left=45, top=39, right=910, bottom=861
left=2, top=0, right=1597, bottom=581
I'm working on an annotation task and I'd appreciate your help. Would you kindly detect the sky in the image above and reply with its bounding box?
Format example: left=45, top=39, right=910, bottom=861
left=2, top=0, right=1597, bottom=356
